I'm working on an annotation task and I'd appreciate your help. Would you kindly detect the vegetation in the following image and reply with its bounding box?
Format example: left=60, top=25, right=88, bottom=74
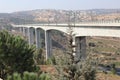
left=0, top=31, right=37, bottom=79
left=53, top=27, right=97, bottom=80
left=7, top=72, right=51, bottom=80
left=0, top=25, right=120, bottom=80
left=34, top=48, right=45, bottom=65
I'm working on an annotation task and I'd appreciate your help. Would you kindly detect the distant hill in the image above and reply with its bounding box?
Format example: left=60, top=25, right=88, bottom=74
left=0, top=9, right=120, bottom=24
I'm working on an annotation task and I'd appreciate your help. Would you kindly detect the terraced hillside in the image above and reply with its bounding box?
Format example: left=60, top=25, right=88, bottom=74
left=87, top=37, right=120, bottom=67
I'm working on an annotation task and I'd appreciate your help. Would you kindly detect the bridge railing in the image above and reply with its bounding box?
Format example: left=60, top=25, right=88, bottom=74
left=11, top=20, right=120, bottom=27
left=77, top=20, right=120, bottom=24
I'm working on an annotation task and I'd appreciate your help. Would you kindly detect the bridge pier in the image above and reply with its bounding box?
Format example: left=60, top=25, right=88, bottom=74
left=45, top=30, right=52, bottom=60
left=35, top=29, right=41, bottom=48
left=19, top=27, right=23, bottom=33
left=18, top=27, right=28, bottom=40
left=28, top=28, right=35, bottom=45
left=75, top=36, right=86, bottom=60
left=22, top=27, right=28, bottom=37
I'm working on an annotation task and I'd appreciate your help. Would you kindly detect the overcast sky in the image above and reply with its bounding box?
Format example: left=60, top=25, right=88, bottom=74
left=0, top=0, right=120, bottom=13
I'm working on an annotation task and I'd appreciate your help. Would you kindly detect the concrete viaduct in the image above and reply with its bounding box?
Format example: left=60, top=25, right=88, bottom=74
left=12, top=22, right=120, bottom=60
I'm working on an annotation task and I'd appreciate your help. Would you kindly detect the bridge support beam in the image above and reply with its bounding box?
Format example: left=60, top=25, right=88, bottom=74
left=75, top=36, right=86, bottom=60
left=35, top=29, right=41, bottom=48
left=45, top=30, right=52, bottom=60
left=28, top=28, right=35, bottom=45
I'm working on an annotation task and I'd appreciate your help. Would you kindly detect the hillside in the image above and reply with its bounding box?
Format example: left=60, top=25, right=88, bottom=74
left=87, top=37, right=120, bottom=66
left=0, top=9, right=120, bottom=25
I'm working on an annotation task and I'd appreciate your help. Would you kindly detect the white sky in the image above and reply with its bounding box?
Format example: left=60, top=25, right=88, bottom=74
left=0, top=0, right=120, bottom=13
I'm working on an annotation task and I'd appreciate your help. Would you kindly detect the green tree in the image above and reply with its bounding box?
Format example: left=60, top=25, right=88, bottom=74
left=0, top=31, right=36, bottom=79
left=34, top=48, right=46, bottom=65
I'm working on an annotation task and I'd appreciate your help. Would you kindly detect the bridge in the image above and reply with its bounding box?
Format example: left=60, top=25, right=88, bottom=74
left=12, top=22, right=120, bottom=60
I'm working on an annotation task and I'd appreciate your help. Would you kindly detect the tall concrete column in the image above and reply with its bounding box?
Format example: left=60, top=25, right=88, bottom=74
left=35, top=28, right=41, bottom=48
left=23, top=27, right=26, bottom=36
left=75, top=36, right=86, bottom=60
left=18, top=27, right=25, bottom=36
left=28, top=28, right=35, bottom=45
left=19, top=27, right=23, bottom=33
left=18, top=27, right=28, bottom=41
left=45, top=30, right=52, bottom=60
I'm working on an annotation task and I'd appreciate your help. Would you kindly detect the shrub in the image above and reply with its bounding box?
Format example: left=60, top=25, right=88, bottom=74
left=7, top=72, right=51, bottom=80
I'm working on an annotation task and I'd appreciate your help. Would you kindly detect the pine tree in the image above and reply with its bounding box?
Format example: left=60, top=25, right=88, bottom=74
left=55, top=27, right=97, bottom=80
left=0, top=31, right=37, bottom=79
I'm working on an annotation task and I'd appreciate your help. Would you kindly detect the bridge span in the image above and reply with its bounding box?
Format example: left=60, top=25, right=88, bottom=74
left=12, top=22, right=120, bottom=60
